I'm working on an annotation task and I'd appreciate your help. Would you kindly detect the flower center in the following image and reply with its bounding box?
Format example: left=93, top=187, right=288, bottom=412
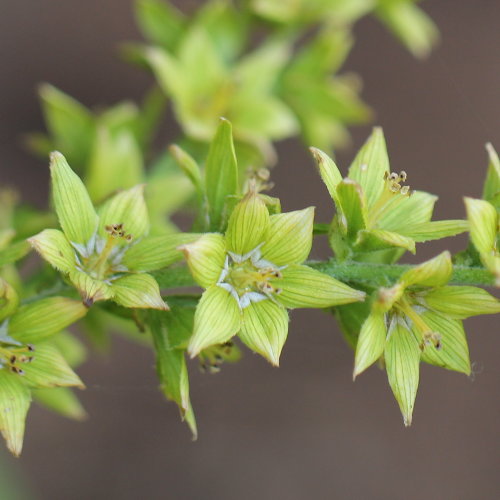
left=0, top=343, right=35, bottom=376
left=217, top=246, right=283, bottom=309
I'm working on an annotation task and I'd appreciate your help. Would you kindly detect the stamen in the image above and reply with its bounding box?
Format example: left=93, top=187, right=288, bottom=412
left=0, top=344, right=36, bottom=375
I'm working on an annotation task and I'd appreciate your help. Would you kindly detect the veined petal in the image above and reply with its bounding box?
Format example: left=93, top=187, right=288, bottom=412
left=33, top=387, right=86, bottom=421
left=347, top=127, right=389, bottom=210
left=0, top=370, right=31, bottom=457
left=9, top=297, right=88, bottom=343
left=310, top=147, right=343, bottom=205
left=28, top=229, right=76, bottom=273
left=111, top=273, right=167, bottom=310
left=22, top=343, right=85, bottom=389
left=336, top=179, right=367, bottom=240
left=354, top=311, right=386, bottom=379
left=226, top=191, right=270, bottom=255
left=356, top=229, right=416, bottom=254
left=188, top=285, right=241, bottom=357
left=239, top=300, right=289, bottom=366
left=50, top=152, right=98, bottom=246
left=482, top=143, right=500, bottom=204
left=180, top=233, right=226, bottom=288
left=68, top=270, right=113, bottom=306
left=260, top=208, right=314, bottom=266
left=275, top=264, right=365, bottom=308
left=122, top=233, right=202, bottom=272
left=424, top=286, right=500, bottom=319
left=99, top=185, right=150, bottom=241
left=399, top=251, right=452, bottom=288
left=418, top=311, right=470, bottom=374
left=0, top=278, right=19, bottom=323
left=399, top=220, right=468, bottom=242
left=384, top=317, right=421, bottom=426
left=464, top=197, right=497, bottom=257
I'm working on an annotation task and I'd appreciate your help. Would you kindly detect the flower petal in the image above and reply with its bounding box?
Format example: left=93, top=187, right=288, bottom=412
left=355, top=229, right=416, bottom=254
left=111, top=273, right=167, bottom=310
left=9, top=297, right=88, bottom=343
left=399, top=219, right=468, bottom=242
left=399, top=251, right=452, bottom=288
left=310, top=147, right=343, bottom=205
left=50, top=152, right=98, bottom=246
left=260, top=207, right=314, bottom=266
left=424, top=286, right=500, bottom=319
left=464, top=197, right=498, bottom=259
left=0, top=370, right=31, bottom=457
left=239, top=299, right=289, bottom=366
left=122, top=233, right=202, bottom=272
left=0, top=278, right=19, bottom=323
left=418, top=311, right=470, bottom=374
left=68, top=270, right=113, bottom=306
left=336, top=179, right=367, bottom=240
left=28, top=229, right=76, bottom=273
left=384, top=317, right=421, bottom=426
left=353, top=310, right=386, bottom=379
left=33, top=387, right=86, bottom=421
left=99, top=184, right=150, bottom=241
left=188, top=285, right=241, bottom=357
left=180, top=233, right=226, bottom=288
left=226, top=191, right=270, bottom=255
left=275, top=264, right=366, bottom=308
left=482, top=143, right=500, bottom=204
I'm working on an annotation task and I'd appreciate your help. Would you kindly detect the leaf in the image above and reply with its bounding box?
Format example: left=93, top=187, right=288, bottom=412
left=205, top=119, right=239, bottom=231
left=0, top=370, right=31, bottom=456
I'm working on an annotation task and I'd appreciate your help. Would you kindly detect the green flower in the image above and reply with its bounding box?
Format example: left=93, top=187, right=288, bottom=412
left=311, top=128, right=468, bottom=261
left=181, top=190, right=365, bottom=365
left=29, top=153, right=196, bottom=309
left=353, top=251, right=500, bottom=425
left=0, top=278, right=87, bottom=456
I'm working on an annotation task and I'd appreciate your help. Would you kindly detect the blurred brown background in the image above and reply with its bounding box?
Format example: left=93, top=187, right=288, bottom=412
left=1, top=1, right=499, bottom=499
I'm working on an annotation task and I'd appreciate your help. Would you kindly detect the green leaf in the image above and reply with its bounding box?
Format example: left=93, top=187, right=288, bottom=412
left=424, top=286, right=500, bottom=320
left=122, top=233, right=202, bottom=272
left=135, top=0, right=185, bottom=50
left=348, top=127, right=390, bottom=210
left=50, top=152, right=98, bottom=246
left=33, top=387, right=86, bottom=420
left=261, top=208, right=314, bottom=266
left=179, top=233, right=226, bottom=288
left=99, top=185, right=150, bottom=241
left=22, top=343, right=84, bottom=389
left=188, top=285, right=241, bottom=357
left=50, top=332, right=87, bottom=368
left=226, top=191, right=270, bottom=255
left=354, top=310, right=387, bottom=378
left=28, top=228, right=76, bottom=273
left=38, top=84, right=95, bottom=168
left=384, top=318, right=421, bottom=426
left=239, top=300, right=289, bottom=366
left=0, top=370, right=31, bottom=456
left=9, top=297, right=88, bottom=343
left=169, top=144, right=204, bottom=195
left=205, top=119, right=239, bottom=231
left=483, top=143, right=500, bottom=206
left=111, top=273, right=167, bottom=310
left=310, top=147, right=343, bottom=205
left=162, top=305, right=196, bottom=350
left=276, top=264, right=366, bottom=309
left=86, top=127, right=143, bottom=203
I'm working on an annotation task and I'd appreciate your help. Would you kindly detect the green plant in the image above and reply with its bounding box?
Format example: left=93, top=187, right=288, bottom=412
left=1, top=0, right=498, bottom=457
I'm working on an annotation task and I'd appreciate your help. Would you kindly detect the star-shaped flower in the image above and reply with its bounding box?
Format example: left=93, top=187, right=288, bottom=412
left=29, top=153, right=196, bottom=309
left=180, top=190, right=365, bottom=365
left=353, top=251, right=500, bottom=425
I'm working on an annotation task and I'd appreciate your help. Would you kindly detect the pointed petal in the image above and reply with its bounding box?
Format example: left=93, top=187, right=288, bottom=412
left=111, top=273, right=167, bottom=310
left=354, top=311, right=387, bottom=378
left=418, top=311, right=470, bottom=374
left=482, top=143, right=500, bottom=204
left=28, top=229, right=76, bottom=273
left=399, top=219, right=468, bottom=242
left=188, top=285, right=241, bottom=357
left=33, top=387, right=87, bottom=420
left=260, top=208, right=314, bottom=266
left=226, top=191, right=270, bottom=255
left=464, top=197, right=498, bottom=258
left=424, top=286, right=500, bottom=319
left=384, top=318, right=421, bottom=426
left=68, top=270, right=113, bottom=306
left=9, top=297, right=88, bottom=343
left=0, top=278, right=19, bottom=323
left=310, top=147, right=343, bottom=205
left=336, top=179, right=367, bottom=240
left=0, top=371, right=31, bottom=457
left=356, top=228, right=416, bottom=254
left=99, top=184, right=150, bottom=241
left=50, top=152, right=98, bottom=246
left=275, top=264, right=365, bottom=308
left=22, top=343, right=84, bottom=389
left=122, top=233, right=202, bottom=272
left=239, top=300, right=289, bottom=366
left=348, top=127, right=389, bottom=209
left=179, top=233, right=226, bottom=288
left=400, top=251, right=452, bottom=288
